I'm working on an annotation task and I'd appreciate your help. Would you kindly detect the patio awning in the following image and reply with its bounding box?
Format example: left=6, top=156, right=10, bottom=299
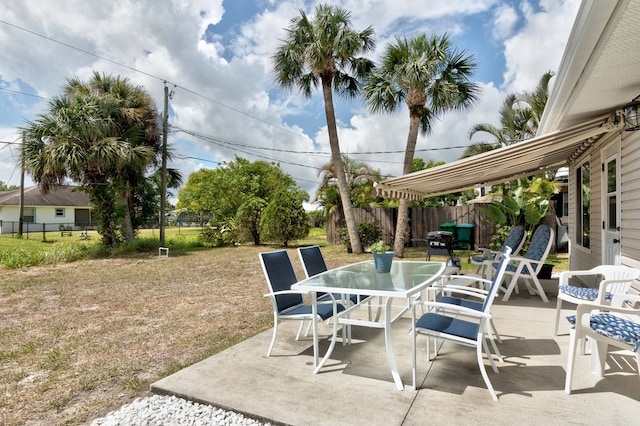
left=375, top=113, right=623, bottom=201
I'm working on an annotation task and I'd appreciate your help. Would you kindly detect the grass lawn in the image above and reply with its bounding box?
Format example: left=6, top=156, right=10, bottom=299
left=0, top=231, right=567, bottom=424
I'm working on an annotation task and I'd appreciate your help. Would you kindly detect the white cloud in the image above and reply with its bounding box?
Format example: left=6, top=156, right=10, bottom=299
left=0, top=0, right=581, bottom=200
left=492, top=3, right=519, bottom=40
left=501, top=0, right=581, bottom=92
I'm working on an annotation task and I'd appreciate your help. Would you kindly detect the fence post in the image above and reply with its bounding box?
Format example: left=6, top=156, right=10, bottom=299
left=42, top=222, right=47, bottom=242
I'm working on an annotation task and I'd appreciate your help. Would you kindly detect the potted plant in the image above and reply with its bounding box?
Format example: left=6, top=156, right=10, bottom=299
left=366, top=241, right=394, bottom=273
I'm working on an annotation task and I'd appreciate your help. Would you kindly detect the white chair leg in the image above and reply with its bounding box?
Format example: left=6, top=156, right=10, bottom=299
left=267, top=317, right=279, bottom=357
left=501, top=275, right=518, bottom=301
left=478, top=339, right=499, bottom=402
left=487, top=333, right=503, bottom=363
left=489, top=318, right=502, bottom=344
left=554, top=297, right=563, bottom=336
left=591, top=340, right=608, bottom=377
left=528, top=276, right=549, bottom=303
left=483, top=338, right=499, bottom=373
left=295, top=321, right=305, bottom=341
left=565, top=327, right=578, bottom=394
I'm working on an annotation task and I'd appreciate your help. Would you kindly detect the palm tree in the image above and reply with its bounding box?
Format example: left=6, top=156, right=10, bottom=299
left=21, top=73, right=160, bottom=247
left=468, top=94, right=530, bottom=148
left=273, top=4, right=375, bottom=253
left=466, top=71, right=555, bottom=193
left=468, top=71, right=554, bottom=151
left=315, top=155, right=379, bottom=209
left=364, top=33, right=479, bottom=257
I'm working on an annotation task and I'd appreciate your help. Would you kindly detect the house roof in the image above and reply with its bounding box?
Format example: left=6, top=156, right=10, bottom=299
left=0, top=185, right=90, bottom=207
left=376, top=0, right=640, bottom=200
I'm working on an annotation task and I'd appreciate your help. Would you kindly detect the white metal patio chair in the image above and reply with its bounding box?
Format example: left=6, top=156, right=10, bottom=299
left=554, top=265, right=640, bottom=337
left=499, top=224, right=554, bottom=302
left=426, top=249, right=514, bottom=359
left=297, top=245, right=374, bottom=304
left=411, top=248, right=512, bottom=402
left=259, top=250, right=345, bottom=358
left=565, top=293, right=640, bottom=394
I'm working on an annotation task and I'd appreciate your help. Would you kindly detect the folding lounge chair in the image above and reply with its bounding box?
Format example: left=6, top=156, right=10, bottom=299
left=471, top=225, right=526, bottom=279
left=411, top=248, right=512, bottom=401
left=259, top=250, right=345, bottom=360
left=565, top=293, right=640, bottom=394
left=499, top=224, right=554, bottom=302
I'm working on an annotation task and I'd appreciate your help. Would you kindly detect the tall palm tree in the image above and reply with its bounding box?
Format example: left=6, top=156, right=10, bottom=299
left=273, top=4, right=375, bottom=253
left=21, top=73, right=160, bottom=246
left=364, top=33, right=479, bottom=257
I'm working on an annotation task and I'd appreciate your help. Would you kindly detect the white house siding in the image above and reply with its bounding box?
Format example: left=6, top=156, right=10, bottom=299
left=621, top=130, right=640, bottom=270
left=0, top=206, right=76, bottom=234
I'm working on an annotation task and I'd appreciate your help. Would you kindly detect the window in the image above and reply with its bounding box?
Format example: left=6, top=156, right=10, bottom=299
left=576, top=161, right=590, bottom=248
left=55, top=208, right=65, bottom=217
left=23, top=207, right=35, bottom=223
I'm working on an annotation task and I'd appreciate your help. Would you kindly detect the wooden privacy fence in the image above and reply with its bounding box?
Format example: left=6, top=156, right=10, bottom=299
left=327, top=206, right=497, bottom=251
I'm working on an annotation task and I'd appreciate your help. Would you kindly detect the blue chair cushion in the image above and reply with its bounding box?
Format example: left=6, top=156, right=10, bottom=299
left=566, top=313, right=640, bottom=352
left=282, top=302, right=345, bottom=321
left=415, top=312, right=480, bottom=341
left=471, top=254, right=486, bottom=264
left=437, top=296, right=483, bottom=312
left=559, top=285, right=612, bottom=301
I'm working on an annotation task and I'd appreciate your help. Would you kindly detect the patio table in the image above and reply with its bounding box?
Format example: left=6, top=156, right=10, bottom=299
left=293, top=260, right=445, bottom=391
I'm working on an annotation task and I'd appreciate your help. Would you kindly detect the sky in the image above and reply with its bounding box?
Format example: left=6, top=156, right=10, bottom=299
left=0, top=0, right=582, bottom=205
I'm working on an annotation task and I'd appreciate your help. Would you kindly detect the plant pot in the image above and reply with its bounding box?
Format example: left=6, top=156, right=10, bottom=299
left=373, top=251, right=394, bottom=273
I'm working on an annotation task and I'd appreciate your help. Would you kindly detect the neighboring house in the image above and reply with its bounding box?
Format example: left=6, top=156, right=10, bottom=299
left=0, top=185, right=92, bottom=234
left=376, top=1, right=640, bottom=275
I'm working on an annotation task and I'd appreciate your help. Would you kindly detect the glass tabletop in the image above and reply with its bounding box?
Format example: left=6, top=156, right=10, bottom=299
left=293, top=260, right=446, bottom=298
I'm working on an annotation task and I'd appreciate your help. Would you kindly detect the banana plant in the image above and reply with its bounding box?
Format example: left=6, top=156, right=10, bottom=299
left=479, top=176, right=556, bottom=245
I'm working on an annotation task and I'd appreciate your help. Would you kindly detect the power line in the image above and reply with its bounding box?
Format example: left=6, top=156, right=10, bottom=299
left=173, top=126, right=469, bottom=155
left=174, top=155, right=320, bottom=184
left=0, top=87, right=46, bottom=100
left=0, top=19, right=303, bottom=139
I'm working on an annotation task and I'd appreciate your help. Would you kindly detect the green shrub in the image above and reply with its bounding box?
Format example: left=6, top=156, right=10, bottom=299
left=200, top=218, right=238, bottom=247
left=338, top=221, right=383, bottom=251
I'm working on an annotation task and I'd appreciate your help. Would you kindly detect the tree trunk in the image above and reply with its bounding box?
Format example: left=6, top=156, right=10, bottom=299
left=393, top=110, right=422, bottom=257
left=120, top=189, right=135, bottom=244
left=321, top=76, right=362, bottom=253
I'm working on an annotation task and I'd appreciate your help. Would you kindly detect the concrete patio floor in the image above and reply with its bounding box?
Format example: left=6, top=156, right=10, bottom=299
left=151, top=290, right=640, bottom=425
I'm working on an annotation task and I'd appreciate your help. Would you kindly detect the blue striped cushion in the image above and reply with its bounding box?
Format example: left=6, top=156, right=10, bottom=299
left=566, top=313, right=640, bottom=352
left=559, top=285, right=612, bottom=301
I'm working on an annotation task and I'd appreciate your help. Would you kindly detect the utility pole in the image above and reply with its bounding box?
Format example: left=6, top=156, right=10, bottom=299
left=159, top=83, right=169, bottom=245
left=18, top=137, right=25, bottom=237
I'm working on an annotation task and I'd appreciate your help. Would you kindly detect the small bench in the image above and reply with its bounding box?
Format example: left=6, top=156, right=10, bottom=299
left=59, top=226, right=72, bottom=236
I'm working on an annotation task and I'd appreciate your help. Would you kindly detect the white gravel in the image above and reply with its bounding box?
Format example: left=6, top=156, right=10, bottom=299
left=91, top=395, right=270, bottom=426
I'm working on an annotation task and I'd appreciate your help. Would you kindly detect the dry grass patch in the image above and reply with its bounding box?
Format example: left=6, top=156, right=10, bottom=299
left=0, top=243, right=381, bottom=425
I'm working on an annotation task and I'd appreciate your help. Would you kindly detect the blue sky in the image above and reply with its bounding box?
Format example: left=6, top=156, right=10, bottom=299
left=0, top=0, right=581, bottom=202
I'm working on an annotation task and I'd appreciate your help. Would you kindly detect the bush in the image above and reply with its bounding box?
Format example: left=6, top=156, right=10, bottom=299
left=200, top=218, right=238, bottom=247
left=260, top=191, right=309, bottom=247
left=338, top=221, right=382, bottom=251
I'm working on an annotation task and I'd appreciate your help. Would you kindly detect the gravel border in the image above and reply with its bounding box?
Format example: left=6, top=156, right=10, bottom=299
left=91, top=395, right=270, bottom=425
